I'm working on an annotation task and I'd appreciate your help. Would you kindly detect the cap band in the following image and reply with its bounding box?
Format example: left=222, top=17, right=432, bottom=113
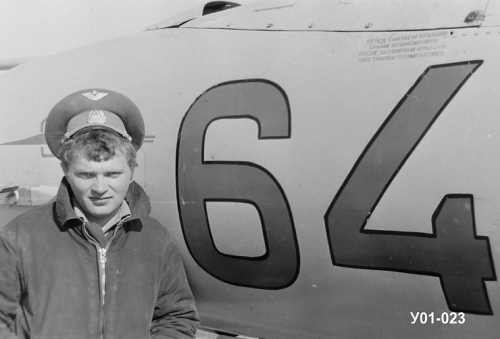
left=62, top=110, right=132, bottom=143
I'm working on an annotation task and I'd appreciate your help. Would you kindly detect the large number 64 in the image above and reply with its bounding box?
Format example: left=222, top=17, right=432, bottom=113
left=177, top=62, right=496, bottom=314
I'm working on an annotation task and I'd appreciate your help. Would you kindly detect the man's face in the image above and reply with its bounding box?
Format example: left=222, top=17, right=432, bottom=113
left=64, top=151, right=133, bottom=226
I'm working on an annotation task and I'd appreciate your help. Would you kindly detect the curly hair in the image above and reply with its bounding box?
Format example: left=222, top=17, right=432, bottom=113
left=58, top=129, right=137, bottom=173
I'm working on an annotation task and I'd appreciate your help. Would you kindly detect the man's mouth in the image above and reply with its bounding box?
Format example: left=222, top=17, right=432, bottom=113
left=90, top=197, right=112, bottom=202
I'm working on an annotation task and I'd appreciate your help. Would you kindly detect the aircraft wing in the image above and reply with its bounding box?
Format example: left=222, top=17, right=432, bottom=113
left=0, top=185, right=19, bottom=194
left=0, top=184, right=57, bottom=207
left=0, top=57, right=34, bottom=71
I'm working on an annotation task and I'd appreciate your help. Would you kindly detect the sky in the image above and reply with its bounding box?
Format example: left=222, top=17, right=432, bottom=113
left=0, top=0, right=255, bottom=61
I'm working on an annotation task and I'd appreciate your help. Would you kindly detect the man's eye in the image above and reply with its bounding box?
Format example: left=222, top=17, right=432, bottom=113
left=78, top=173, right=94, bottom=179
left=108, top=172, right=122, bottom=178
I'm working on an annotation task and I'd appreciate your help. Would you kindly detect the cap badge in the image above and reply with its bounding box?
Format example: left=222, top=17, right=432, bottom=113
left=87, top=110, right=107, bottom=124
left=82, top=90, right=108, bottom=101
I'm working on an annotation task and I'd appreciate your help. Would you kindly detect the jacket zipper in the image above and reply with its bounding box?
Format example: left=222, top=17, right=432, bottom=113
left=83, top=221, right=129, bottom=338
left=97, top=226, right=123, bottom=339
left=82, top=225, right=109, bottom=339
left=98, top=247, right=107, bottom=339
left=99, top=248, right=107, bottom=302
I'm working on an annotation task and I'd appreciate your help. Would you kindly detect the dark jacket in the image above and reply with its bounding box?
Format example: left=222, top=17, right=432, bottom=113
left=0, top=178, right=199, bottom=339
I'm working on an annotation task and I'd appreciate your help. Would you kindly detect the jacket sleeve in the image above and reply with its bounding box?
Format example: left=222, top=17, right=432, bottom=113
left=0, top=224, right=21, bottom=339
left=150, top=227, right=200, bottom=339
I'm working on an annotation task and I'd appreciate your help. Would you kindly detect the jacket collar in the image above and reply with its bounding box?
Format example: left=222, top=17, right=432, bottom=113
left=56, top=177, right=151, bottom=227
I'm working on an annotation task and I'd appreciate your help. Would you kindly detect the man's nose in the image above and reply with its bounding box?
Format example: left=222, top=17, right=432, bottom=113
left=91, top=176, right=108, bottom=194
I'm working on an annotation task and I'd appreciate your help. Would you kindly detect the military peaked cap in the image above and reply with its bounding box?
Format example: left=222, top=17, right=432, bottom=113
left=45, top=89, right=145, bottom=158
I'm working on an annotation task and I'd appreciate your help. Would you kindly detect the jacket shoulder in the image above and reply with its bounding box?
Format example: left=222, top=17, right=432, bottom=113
left=1, top=203, right=55, bottom=235
left=143, top=216, right=171, bottom=235
left=141, top=216, right=180, bottom=247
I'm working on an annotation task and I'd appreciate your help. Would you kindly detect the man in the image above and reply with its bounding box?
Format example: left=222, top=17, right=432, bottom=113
left=0, top=89, right=199, bottom=338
